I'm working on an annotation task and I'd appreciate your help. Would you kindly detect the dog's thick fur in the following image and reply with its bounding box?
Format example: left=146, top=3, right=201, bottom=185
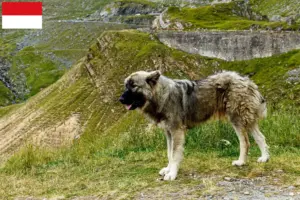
left=119, top=70, right=269, bottom=180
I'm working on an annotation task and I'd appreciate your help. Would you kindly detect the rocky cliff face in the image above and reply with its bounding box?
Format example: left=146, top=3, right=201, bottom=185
left=157, top=31, right=300, bottom=61
left=0, top=58, right=13, bottom=93
left=91, top=1, right=164, bottom=25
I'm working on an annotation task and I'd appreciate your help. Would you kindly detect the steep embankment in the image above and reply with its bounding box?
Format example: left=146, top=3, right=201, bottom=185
left=0, top=30, right=300, bottom=164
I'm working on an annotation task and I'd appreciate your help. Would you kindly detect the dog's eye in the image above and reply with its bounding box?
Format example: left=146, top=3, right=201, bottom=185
left=128, top=80, right=137, bottom=88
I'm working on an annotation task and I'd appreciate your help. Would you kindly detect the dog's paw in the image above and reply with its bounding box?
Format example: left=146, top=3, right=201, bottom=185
left=163, top=171, right=177, bottom=181
left=159, top=167, right=170, bottom=176
left=257, top=156, right=269, bottom=163
left=232, top=160, right=245, bottom=166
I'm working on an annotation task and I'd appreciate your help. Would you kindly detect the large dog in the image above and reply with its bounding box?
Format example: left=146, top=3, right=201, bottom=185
left=119, top=70, right=269, bottom=180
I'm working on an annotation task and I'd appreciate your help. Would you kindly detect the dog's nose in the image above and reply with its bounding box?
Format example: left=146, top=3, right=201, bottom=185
left=119, top=96, right=125, bottom=104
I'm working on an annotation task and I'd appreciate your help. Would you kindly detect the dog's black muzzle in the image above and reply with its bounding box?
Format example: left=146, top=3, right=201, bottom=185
left=119, top=89, right=146, bottom=110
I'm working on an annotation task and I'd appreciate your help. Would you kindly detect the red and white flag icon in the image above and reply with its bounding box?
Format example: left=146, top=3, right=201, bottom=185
left=2, top=2, right=43, bottom=29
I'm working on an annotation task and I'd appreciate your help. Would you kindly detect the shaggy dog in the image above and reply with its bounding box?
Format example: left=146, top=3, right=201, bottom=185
left=119, top=70, right=269, bottom=180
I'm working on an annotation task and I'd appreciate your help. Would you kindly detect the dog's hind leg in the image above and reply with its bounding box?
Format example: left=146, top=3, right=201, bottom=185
left=232, top=125, right=250, bottom=166
left=163, top=128, right=185, bottom=181
left=159, top=130, right=172, bottom=176
left=250, top=124, right=270, bottom=163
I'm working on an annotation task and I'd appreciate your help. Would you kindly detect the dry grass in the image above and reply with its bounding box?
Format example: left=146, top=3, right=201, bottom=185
left=1, top=148, right=300, bottom=199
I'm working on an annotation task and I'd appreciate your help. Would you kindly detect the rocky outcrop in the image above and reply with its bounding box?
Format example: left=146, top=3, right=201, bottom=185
left=150, top=0, right=232, bottom=6
left=287, top=68, right=300, bottom=84
left=153, top=9, right=171, bottom=29
left=90, top=1, right=163, bottom=25
left=0, top=58, right=13, bottom=91
left=232, top=1, right=267, bottom=21
left=121, top=15, right=156, bottom=26
left=157, top=31, right=300, bottom=61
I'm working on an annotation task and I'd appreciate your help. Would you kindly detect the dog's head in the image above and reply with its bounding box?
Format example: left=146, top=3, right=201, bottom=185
left=119, top=70, right=161, bottom=110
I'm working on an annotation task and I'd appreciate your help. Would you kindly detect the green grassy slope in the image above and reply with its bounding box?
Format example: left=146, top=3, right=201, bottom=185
left=4, top=23, right=132, bottom=101
left=0, top=82, right=14, bottom=106
left=9, top=46, right=66, bottom=99
left=0, top=30, right=23, bottom=105
left=251, top=0, right=300, bottom=23
left=0, top=30, right=299, bottom=198
left=0, top=22, right=134, bottom=105
left=166, top=2, right=299, bottom=30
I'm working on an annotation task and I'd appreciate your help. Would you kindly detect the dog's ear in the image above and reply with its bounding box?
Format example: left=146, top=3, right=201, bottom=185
left=146, top=70, right=161, bottom=87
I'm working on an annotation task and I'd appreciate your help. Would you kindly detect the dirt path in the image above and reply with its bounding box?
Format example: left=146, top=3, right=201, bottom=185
left=135, top=175, right=300, bottom=200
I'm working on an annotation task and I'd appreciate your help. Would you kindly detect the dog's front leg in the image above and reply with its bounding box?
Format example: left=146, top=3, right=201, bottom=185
left=163, top=128, right=185, bottom=181
left=159, top=130, right=172, bottom=176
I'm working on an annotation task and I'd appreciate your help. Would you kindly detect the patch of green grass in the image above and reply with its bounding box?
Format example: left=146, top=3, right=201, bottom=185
left=0, top=104, right=22, bottom=118
left=0, top=30, right=26, bottom=104
left=0, top=81, right=14, bottom=107
left=1, top=108, right=300, bottom=198
left=167, top=2, right=298, bottom=30
left=187, top=109, right=300, bottom=152
left=0, top=30, right=25, bottom=58
left=9, top=46, right=66, bottom=99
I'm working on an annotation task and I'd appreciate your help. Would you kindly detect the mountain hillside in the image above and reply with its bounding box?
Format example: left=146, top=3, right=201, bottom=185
left=1, top=0, right=300, bottom=106
left=0, top=29, right=300, bottom=199
left=0, top=30, right=216, bottom=162
left=160, top=1, right=300, bottom=31
left=1, top=29, right=300, bottom=162
left=251, top=0, right=300, bottom=24
left=1, top=0, right=300, bottom=168
left=1, top=0, right=300, bottom=198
